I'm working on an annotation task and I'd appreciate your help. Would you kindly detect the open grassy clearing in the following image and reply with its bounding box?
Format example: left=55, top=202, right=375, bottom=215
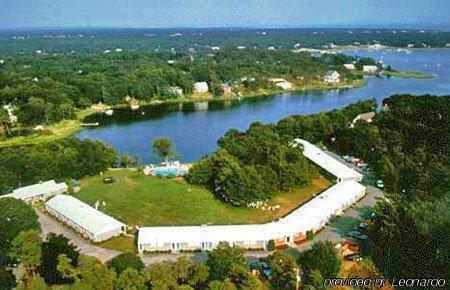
left=74, top=169, right=331, bottom=227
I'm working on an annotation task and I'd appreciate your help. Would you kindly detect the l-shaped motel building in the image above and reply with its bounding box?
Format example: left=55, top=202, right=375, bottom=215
left=137, top=139, right=365, bottom=253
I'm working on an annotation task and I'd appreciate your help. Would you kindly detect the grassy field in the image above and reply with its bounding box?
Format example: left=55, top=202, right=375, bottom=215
left=385, top=70, right=433, bottom=78
left=74, top=169, right=331, bottom=227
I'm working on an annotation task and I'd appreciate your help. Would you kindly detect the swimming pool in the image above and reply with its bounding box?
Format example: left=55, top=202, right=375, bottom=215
left=151, top=168, right=188, bottom=176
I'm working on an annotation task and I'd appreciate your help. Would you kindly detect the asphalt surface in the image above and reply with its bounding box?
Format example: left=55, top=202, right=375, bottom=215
left=35, top=208, right=121, bottom=263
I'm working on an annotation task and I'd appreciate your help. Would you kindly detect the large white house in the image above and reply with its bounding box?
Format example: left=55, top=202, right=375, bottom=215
left=343, top=63, right=355, bottom=70
left=324, top=70, right=340, bottom=84
left=137, top=138, right=365, bottom=253
left=363, top=65, right=379, bottom=73
left=2, top=180, right=68, bottom=203
left=193, top=82, right=209, bottom=93
left=45, top=195, right=126, bottom=242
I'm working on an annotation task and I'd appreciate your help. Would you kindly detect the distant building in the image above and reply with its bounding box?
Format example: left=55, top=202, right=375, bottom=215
left=170, top=86, right=183, bottom=96
left=237, top=46, right=246, bottom=50
left=210, top=46, right=220, bottom=51
left=268, top=78, right=294, bottom=90
left=193, top=82, right=209, bottom=93
left=0, top=60, right=4, bottom=65
left=363, top=65, right=379, bottom=73
left=221, top=83, right=233, bottom=94
left=45, top=195, right=126, bottom=242
left=1, top=180, right=68, bottom=203
left=343, top=64, right=355, bottom=70
left=351, top=112, right=376, bottom=128
left=324, top=70, right=340, bottom=84
left=167, top=60, right=176, bottom=64
left=115, top=48, right=123, bottom=52
left=267, top=46, right=276, bottom=51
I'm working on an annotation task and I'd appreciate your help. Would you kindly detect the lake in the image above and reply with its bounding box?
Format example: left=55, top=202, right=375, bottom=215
left=77, top=49, right=450, bottom=164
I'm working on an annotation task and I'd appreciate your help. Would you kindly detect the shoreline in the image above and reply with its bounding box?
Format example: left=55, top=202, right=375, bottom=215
left=0, top=79, right=366, bottom=148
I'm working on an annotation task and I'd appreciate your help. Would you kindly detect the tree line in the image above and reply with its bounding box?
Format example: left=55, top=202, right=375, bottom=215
left=1, top=196, right=345, bottom=290
left=0, top=49, right=360, bottom=129
left=187, top=99, right=375, bottom=206
left=0, top=138, right=117, bottom=195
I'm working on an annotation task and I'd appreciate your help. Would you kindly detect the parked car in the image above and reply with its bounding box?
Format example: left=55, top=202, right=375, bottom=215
left=358, top=222, right=368, bottom=229
left=346, top=254, right=362, bottom=262
left=376, top=180, right=384, bottom=188
left=347, top=231, right=361, bottom=238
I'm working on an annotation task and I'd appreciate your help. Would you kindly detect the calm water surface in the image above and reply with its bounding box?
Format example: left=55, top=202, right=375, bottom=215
left=77, top=49, right=450, bottom=163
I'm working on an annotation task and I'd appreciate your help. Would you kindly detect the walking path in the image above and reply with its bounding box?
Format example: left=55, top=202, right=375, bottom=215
left=35, top=208, right=121, bottom=263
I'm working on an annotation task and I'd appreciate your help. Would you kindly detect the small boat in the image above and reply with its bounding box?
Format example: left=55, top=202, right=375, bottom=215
left=105, top=109, right=113, bottom=116
left=81, top=122, right=99, bottom=127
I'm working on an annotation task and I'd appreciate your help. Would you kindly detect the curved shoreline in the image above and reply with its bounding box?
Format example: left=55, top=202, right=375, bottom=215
left=0, top=79, right=366, bottom=148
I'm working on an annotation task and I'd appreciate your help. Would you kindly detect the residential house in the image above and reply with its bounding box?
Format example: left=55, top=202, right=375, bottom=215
left=193, top=82, right=209, bottom=93
left=324, top=70, right=340, bottom=84
left=363, top=65, right=379, bottom=73
left=343, top=64, right=356, bottom=70
left=350, top=112, right=376, bottom=128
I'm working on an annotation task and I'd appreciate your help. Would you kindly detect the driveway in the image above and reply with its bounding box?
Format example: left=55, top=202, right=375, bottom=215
left=35, top=208, right=121, bottom=263
left=140, top=186, right=384, bottom=266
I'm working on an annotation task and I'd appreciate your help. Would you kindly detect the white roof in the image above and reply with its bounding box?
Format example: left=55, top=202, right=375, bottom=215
left=4, top=180, right=68, bottom=201
left=138, top=181, right=365, bottom=245
left=294, top=139, right=363, bottom=181
left=277, top=181, right=366, bottom=234
left=45, top=195, right=125, bottom=235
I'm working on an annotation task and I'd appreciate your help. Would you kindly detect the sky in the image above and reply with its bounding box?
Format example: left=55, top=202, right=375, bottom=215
left=1, top=0, right=450, bottom=29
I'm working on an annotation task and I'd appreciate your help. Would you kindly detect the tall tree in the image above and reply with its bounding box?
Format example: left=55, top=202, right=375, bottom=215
left=266, top=251, right=299, bottom=290
left=115, top=268, right=146, bottom=290
left=0, top=198, right=40, bottom=264
left=10, top=230, right=42, bottom=286
left=106, top=252, right=145, bottom=276
left=299, top=241, right=341, bottom=285
left=207, top=242, right=246, bottom=281
left=40, top=233, right=79, bottom=284
left=152, top=137, right=179, bottom=163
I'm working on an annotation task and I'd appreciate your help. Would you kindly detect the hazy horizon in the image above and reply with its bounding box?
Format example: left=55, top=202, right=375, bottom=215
left=2, top=0, right=449, bottom=30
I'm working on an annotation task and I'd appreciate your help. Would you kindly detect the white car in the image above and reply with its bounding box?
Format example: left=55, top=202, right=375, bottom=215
left=376, top=180, right=384, bottom=188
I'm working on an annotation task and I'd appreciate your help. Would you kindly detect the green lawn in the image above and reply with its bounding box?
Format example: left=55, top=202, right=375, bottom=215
left=74, top=169, right=331, bottom=227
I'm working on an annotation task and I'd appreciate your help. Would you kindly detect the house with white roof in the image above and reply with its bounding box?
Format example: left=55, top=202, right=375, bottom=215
left=193, top=82, right=209, bottom=93
left=268, top=78, right=294, bottom=90
left=363, top=65, right=378, bottom=73
left=343, top=63, right=355, bottom=70
left=351, top=112, right=376, bottom=128
left=324, top=70, right=340, bottom=84
left=2, top=180, right=68, bottom=203
left=45, top=195, right=126, bottom=242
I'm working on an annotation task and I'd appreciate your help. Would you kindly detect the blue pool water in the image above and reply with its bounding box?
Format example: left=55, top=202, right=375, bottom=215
left=152, top=168, right=188, bottom=176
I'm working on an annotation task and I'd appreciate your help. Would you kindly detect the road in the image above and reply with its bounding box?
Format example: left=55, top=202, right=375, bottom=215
left=140, top=186, right=384, bottom=266
left=35, top=208, right=121, bottom=263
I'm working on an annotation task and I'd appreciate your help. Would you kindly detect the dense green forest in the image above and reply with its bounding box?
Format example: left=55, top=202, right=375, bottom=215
left=187, top=100, right=375, bottom=205
left=0, top=138, right=116, bottom=194
left=0, top=48, right=365, bottom=129
left=189, top=94, right=449, bottom=281
left=0, top=28, right=449, bottom=54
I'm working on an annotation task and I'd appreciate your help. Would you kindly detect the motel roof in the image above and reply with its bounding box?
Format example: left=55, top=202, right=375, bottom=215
left=138, top=181, right=365, bottom=246
left=45, top=195, right=125, bottom=236
left=2, top=180, right=68, bottom=201
left=293, top=139, right=363, bottom=181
